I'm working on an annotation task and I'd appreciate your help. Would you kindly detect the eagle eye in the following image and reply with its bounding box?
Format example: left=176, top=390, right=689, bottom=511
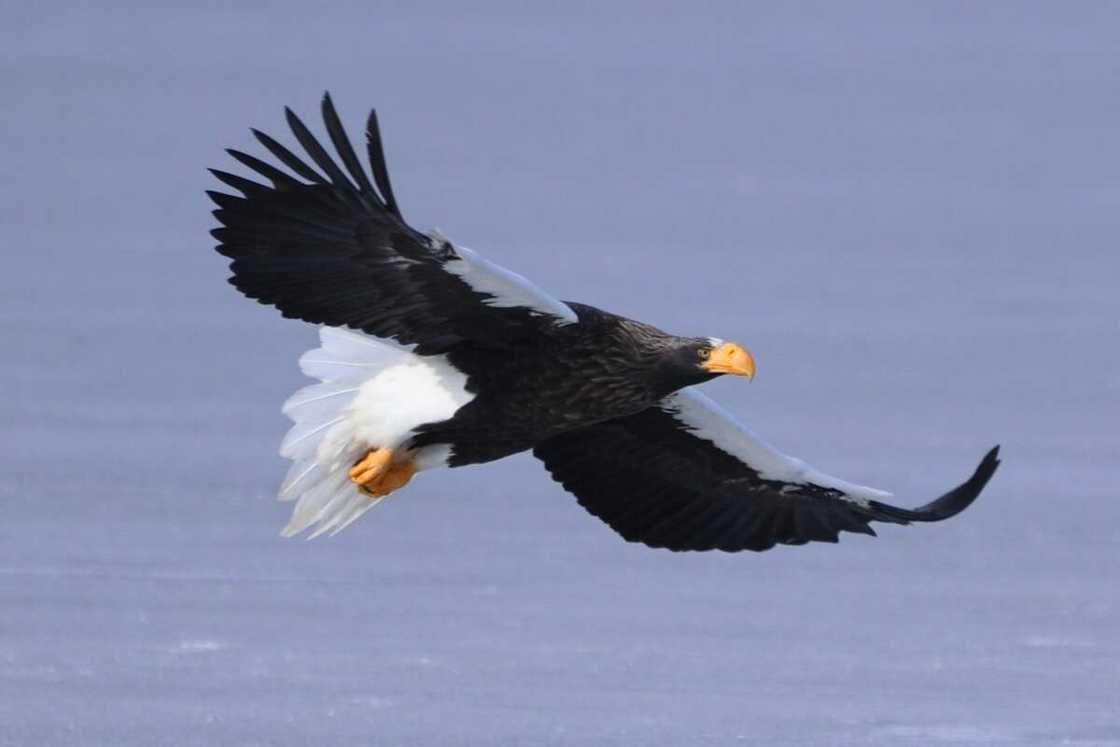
left=699, top=347, right=711, bottom=360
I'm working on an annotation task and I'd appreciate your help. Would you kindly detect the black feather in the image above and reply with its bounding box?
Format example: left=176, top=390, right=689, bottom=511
left=212, top=97, right=573, bottom=350
left=533, top=402, right=1000, bottom=552
left=321, top=93, right=377, bottom=197
left=226, top=148, right=301, bottom=188
left=251, top=128, right=328, bottom=185
left=208, top=169, right=269, bottom=197
left=365, top=109, right=402, bottom=219
left=284, top=106, right=355, bottom=190
left=868, top=445, right=1001, bottom=523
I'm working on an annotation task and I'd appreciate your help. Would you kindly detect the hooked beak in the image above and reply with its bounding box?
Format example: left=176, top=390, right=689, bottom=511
left=702, top=341, right=756, bottom=379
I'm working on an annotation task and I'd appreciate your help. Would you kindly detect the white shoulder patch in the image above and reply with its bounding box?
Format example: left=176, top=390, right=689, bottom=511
left=663, top=388, right=894, bottom=506
left=437, top=235, right=578, bottom=325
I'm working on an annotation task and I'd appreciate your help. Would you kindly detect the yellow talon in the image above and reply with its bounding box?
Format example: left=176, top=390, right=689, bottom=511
left=349, top=447, right=416, bottom=497
left=371, top=460, right=417, bottom=496
left=349, top=447, right=392, bottom=484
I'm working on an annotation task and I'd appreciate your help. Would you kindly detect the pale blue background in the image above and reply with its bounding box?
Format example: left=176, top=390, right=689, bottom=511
left=2, top=2, right=1118, bottom=745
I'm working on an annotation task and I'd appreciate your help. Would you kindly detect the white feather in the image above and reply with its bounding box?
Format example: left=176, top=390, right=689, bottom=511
left=346, top=358, right=473, bottom=450
left=278, top=416, right=346, bottom=460
left=664, top=388, right=893, bottom=506
left=412, top=444, right=454, bottom=471
left=441, top=240, right=578, bottom=325
left=305, top=485, right=362, bottom=538
left=282, top=381, right=361, bottom=423
left=298, top=327, right=413, bottom=382
left=282, top=469, right=351, bottom=537
left=328, top=496, right=384, bottom=535
left=279, top=459, right=320, bottom=499
left=276, top=326, right=474, bottom=537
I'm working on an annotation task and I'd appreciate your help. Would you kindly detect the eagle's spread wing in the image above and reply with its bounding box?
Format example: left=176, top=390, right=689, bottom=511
left=534, top=389, right=1000, bottom=552
left=209, top=93, right=576, bottom=352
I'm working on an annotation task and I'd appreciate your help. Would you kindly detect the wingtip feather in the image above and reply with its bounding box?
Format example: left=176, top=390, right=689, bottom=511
left=365, top=108, right=402, bottom=219
left=870, top=445, right=1002, bottom=525
left=321, top=92, right=378, bottom=197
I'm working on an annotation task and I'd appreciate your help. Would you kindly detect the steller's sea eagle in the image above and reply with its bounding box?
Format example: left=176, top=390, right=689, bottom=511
left=208, top=94, right=1000, bottom=552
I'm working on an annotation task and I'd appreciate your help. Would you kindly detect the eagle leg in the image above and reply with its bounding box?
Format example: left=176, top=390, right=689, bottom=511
left=348, top=448, right=417, bottom=497
left=366, top=459, right=417, bottom=497
left=349, top=447, right=393, bottom=486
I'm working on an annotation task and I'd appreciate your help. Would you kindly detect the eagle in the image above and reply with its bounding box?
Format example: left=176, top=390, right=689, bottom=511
left=209, top=94, right=1000, bottom=552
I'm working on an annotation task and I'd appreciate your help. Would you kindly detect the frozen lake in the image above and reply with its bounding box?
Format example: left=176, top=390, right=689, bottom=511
left=2, top=3, right=1118, bottom=744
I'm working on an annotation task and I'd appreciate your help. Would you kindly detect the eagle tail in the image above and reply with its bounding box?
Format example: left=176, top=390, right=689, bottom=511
left=275, top=325, right=473, bottom=537
left=277, top=327, right=411, bottom=537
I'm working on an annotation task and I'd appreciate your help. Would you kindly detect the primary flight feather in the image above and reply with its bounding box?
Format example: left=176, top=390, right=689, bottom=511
left=209, top=93, right=999, bottom=551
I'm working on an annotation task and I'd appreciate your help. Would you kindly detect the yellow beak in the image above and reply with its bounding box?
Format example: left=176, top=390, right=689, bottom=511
left=702, top=341, right=756, bottom=379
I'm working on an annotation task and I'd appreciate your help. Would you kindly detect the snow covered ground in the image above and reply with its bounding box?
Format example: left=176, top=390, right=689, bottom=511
left=2, top=3, right=1118, bottom=744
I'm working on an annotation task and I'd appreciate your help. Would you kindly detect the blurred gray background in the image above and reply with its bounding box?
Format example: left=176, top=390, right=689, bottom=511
left=2, top=2, right=1118, bottom=745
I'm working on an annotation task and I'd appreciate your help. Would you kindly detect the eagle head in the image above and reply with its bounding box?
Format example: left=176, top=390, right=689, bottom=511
left=650, top=337, right=755, bottom=394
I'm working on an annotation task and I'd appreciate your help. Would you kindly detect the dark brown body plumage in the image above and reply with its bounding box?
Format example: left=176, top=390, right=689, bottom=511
left=413, top=303, right=703, bottom=465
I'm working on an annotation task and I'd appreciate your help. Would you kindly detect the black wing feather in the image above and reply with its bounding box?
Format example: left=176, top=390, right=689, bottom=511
left=320, top=93, right=377, bottom=197
left=251, top=128, right=328, bottom=185
left=283, top=106, right=356, bottom=191
left=534, top=400, right=1000, bottom=553
left=225, top=148, right=301, bottom=188
left=865, top=446, right=1000, bottom=523
left=208, top=169, right=270, bottom=197
left=364, top=109, right=402, bottom=220
left=211, top=94, right=574, bottom=352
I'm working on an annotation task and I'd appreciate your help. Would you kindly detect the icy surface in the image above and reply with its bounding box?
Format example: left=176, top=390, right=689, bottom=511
left=2, top=2, right=1118, bottom=745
